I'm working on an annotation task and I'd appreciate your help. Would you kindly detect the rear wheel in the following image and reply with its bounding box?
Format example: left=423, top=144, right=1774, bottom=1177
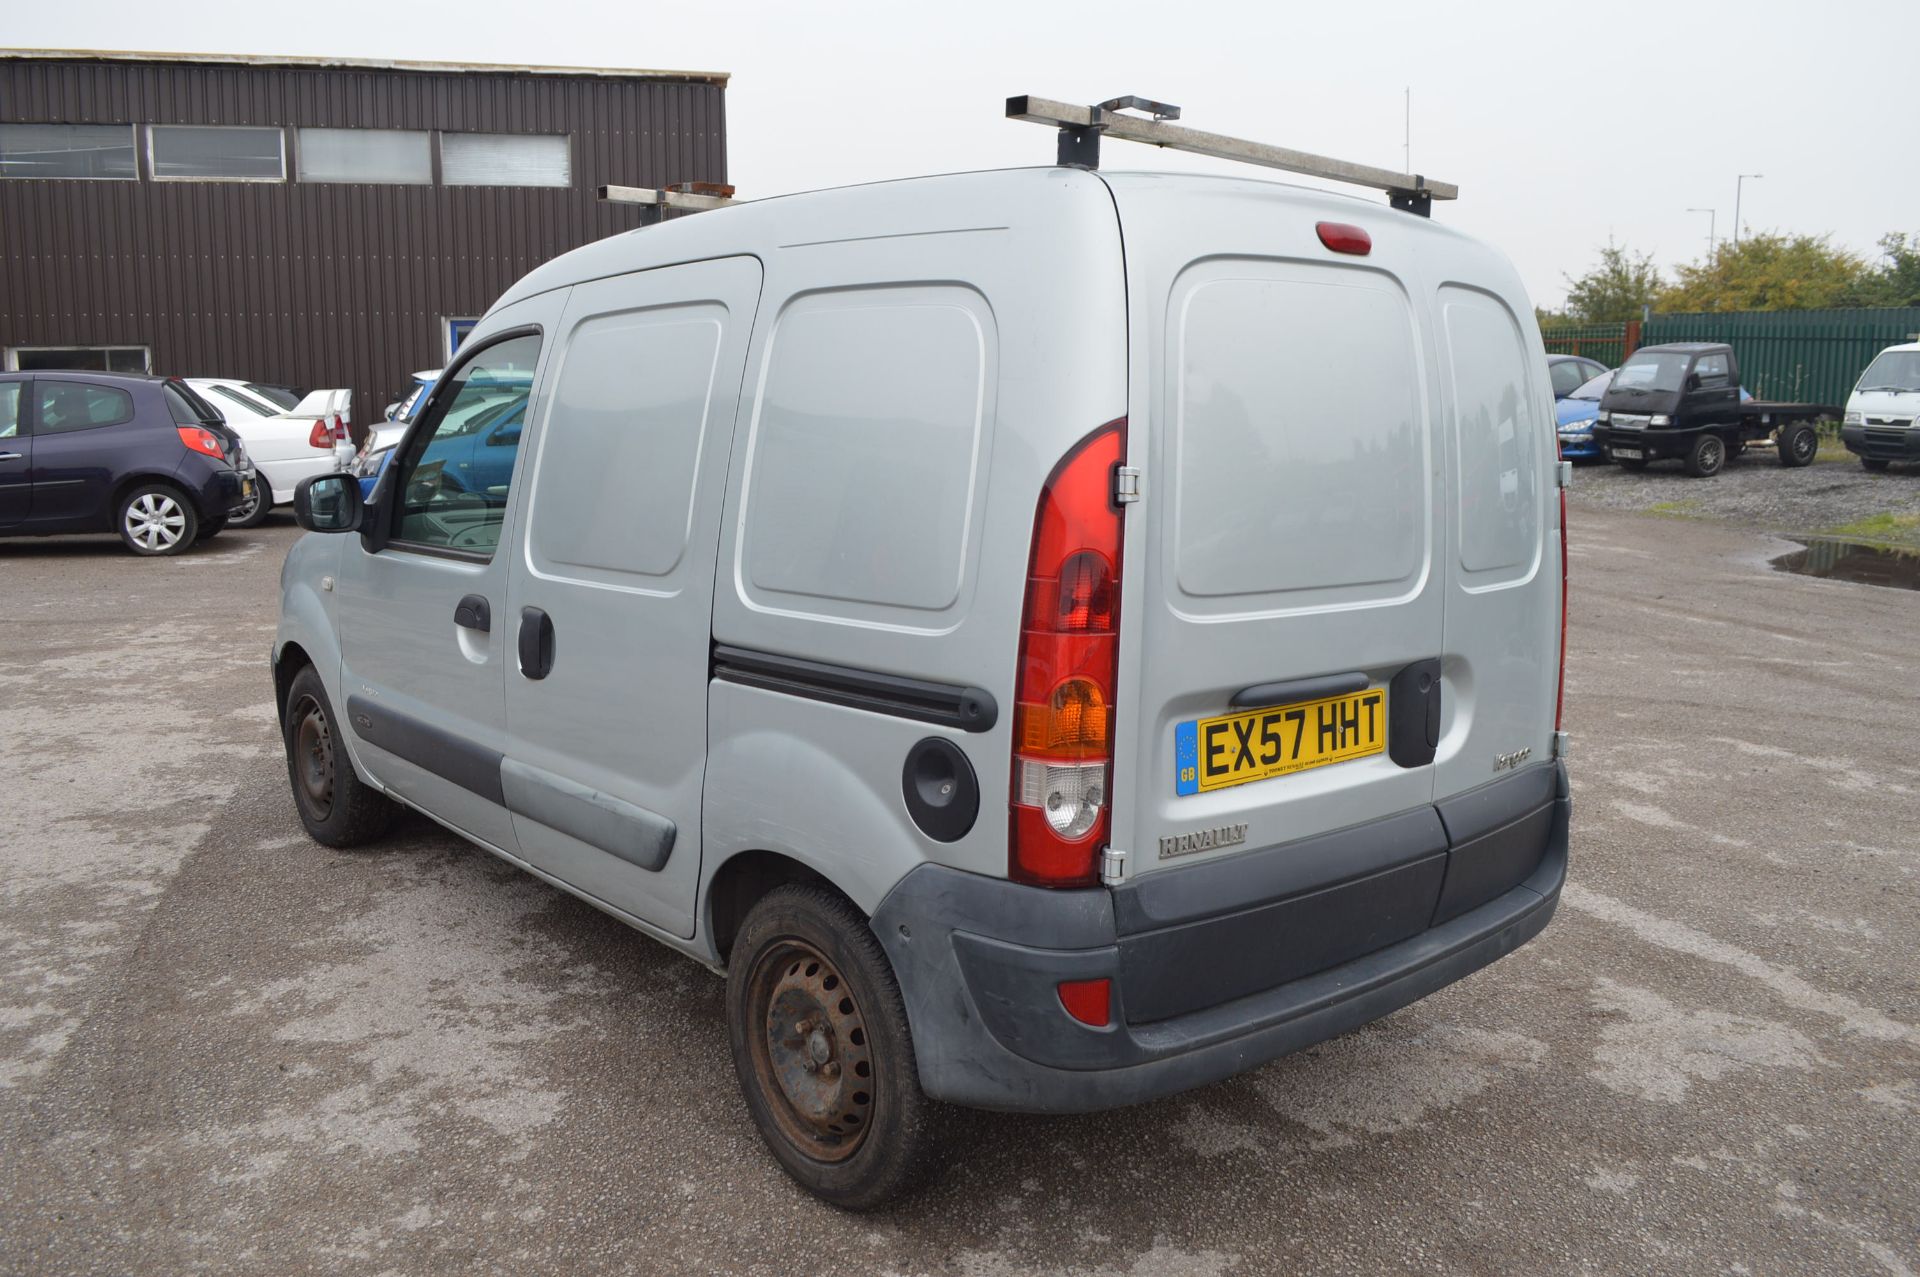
left=727, top=884, right=930, bottom=1209
left=1778, top=425, right=1818, bottom=468
left=195, top=515, right=228, bottom=543
left=1862, top=457, right=1891, bottom=473
left=116, top=484, right=198, bottom=555
left=282, top=666, right=398, bottom=847
left=231, top=478, right=272, bottom=528
left=1683, top=433, right=1726, bottom=477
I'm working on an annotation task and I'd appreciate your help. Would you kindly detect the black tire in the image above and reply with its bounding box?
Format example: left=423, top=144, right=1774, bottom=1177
left=1778, top=425, right=1818, bottom=468
left=281, top=665, right=398, bottom=847
left=727, top=884, right=931, bottom=1210
left=1683, top=433, right=1726, bottom=478
left=231, top=477, right=273, bottom=527
left=116, top=483, right=199, bottom=556
left=1862, top=457, right=1891, bottom=473
left=195, top=515, right=228, bottom=543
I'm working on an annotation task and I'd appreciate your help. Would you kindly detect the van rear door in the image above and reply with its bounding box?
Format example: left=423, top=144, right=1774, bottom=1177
left=1103, top=178, right=1445, bottom=888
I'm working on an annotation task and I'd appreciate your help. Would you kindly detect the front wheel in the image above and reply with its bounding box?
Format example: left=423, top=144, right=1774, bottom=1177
left=1862, top=457, right=1891, bottom=473
left=282, top=666, right=398, bottom=847
left=1778, top=425, right=1818, bottom=468
left=727, top=884, right=931, bottom=1209
left=117, top=483, right=198, bottom=555
left=1683, top=433, right=1726, bottom=478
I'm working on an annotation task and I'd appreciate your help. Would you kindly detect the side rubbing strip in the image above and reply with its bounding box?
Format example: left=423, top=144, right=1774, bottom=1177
left=345, top=695, right=505, bottom=805
left=500, top=758, right=676, bottom=873
left=712, top=644, right=999, bottom=733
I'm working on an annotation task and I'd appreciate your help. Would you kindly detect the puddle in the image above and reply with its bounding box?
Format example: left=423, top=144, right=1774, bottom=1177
left=1772, top=538, right=1920, bottom=591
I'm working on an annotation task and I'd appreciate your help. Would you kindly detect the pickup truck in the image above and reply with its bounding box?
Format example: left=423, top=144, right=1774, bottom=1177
left=1592, top=342, right=1839, bottom=477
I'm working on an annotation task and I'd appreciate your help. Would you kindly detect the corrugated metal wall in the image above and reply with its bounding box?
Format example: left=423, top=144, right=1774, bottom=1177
left=0, top=55, right=727, bottom=426
left=1641, top=308, right=1920, bottom=406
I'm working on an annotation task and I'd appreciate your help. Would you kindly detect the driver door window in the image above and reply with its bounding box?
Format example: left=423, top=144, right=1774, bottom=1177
left=1695, top=353, right=1730, bottom=386
left=391, top=333, right=541, bottom=556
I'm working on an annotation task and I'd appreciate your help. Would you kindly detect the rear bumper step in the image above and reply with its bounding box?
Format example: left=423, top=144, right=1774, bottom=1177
left=872, top=762, right=1568, bottom=1113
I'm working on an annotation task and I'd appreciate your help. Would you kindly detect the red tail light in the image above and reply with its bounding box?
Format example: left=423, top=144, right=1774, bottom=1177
left=332, top=412, right=349, bottom=443
left=1011, top=419, right=1126, bottom=887
left=1556, top=486, right=1568, bottom=733
left=307, top=419, right=332, bottom=449
left=177, top=426, right=225, bottom=460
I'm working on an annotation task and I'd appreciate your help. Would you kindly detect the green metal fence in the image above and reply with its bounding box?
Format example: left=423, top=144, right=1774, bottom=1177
left=1641, top=308, right=1920, bottom=407
left=1539, top=322, right=1633, bottom=368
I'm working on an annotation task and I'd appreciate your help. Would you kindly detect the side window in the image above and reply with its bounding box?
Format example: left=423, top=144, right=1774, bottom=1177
left=1549, top=361, right=1587, bottom=397
left=0, top=382, right=20, bottom=438
left=390, top=332, right=541, bottom=557
left=37, top=381, right=134, bottom=433
left=1695, top=353, right=1730, bottom=383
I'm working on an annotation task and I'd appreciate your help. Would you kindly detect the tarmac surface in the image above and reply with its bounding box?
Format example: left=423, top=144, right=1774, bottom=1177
left=1, top=504, right=1915, bottom=1275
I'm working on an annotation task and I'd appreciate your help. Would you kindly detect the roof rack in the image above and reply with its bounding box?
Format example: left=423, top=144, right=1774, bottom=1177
left=1006, top=95, right=1457, bottom=217
left=596, top=181, right=738, bottom=225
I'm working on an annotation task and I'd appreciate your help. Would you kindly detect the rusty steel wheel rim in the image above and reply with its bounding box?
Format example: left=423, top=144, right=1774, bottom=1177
left=745, top=939, right=876, bottom=1162
left=292, top=694, right=335, bottom=819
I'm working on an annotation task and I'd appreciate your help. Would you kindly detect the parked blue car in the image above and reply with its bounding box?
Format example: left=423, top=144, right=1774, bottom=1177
left=1556, top=370, right=1613, bottom=460
left=360, top=383, right=526, bottom=500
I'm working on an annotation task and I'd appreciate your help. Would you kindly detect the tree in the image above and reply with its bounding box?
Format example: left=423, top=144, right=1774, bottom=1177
left=1658, top=232, right=1872, bottom=312
left=1561, top=242, right=1663, bottom=323
left=1863, top=232, right=1920, bottom=308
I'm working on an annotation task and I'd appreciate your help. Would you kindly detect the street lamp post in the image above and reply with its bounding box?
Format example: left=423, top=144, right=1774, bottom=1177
left=1688, top=207, right=1717, bottom=259
left=1734, top=174, right=1763, bottom=244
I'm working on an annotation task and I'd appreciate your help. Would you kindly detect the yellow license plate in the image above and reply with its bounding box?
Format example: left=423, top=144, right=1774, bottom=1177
left=1174, top=688, right=1387, bottom=795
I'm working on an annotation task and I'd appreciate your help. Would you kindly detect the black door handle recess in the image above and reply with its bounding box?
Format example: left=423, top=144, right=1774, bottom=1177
left=519, top=606, right=556, bottom=680
left=1232, top=672, right=1369, bottom=709
left=454, top=594, right=491, bottom=633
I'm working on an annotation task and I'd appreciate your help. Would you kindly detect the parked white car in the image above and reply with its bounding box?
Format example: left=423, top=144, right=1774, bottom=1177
left=191, top=382, right=353, bottom=526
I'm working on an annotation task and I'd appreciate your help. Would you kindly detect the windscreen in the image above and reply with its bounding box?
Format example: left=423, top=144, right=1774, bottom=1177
left=1857, top=351, right=1920, bottom=394
left=1570, top=370, right=1612, bottom=401
left=1612, top=350, right=1691, bottom=393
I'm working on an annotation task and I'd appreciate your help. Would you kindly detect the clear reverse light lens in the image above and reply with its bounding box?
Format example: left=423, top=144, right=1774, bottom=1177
left=1017, top=759, right=1105, bottom=840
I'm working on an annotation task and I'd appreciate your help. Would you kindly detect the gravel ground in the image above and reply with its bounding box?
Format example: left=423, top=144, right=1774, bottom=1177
left=2, top=510, right=1917, bottom=1276
left=1569, top=448, right=1920, bottom=548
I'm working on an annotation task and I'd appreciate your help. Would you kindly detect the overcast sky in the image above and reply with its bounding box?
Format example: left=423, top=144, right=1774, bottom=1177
left=12, top=0, right=1919, bottom=308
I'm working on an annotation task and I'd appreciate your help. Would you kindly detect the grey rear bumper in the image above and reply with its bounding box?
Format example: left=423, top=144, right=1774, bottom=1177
left=872, top=763, right=1569, bottom=1113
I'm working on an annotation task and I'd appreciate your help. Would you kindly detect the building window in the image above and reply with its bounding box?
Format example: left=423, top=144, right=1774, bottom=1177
left=149, top=125, right=286, bottom=181
left=6, top=345, right=151, bottom=373
left=441, top=133, right=570, bottom=188
left=444, top=318, right=479, bottom=361
left=295, top=128, right=431, bottom=185
left=0, top=123, right=138, bottom=180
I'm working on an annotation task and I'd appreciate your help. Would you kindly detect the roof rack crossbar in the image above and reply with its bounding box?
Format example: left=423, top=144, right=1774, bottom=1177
left=597, top=182, right=738, bottom=225
left=1005, top=94, right=1457, bottom=217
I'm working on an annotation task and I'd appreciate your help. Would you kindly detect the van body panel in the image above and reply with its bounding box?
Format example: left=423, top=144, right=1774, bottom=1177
left=705, top=168, right=1127, bottom=882
left=501, top=255, right=763, bottom=939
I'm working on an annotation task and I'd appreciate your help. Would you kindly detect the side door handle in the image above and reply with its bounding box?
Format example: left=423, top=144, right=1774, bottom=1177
left=454, top=594, right=491, bottom=633
left=518, top=606, right=556, bottom=680
left=0, top=452, right=21, bottom=462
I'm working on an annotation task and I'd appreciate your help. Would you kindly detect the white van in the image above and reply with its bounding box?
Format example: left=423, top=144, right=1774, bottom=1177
left=1841, top=341, right=1920, bottom=471
left=275, top=120, right=1569, bottom=1207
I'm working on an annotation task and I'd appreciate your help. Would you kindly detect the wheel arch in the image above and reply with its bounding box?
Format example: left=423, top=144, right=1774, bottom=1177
left=705, top=848, right=860, bottom=968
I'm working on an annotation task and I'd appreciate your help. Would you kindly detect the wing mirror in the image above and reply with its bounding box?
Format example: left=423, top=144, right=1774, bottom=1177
left=293, top=473, right=364, bottom=533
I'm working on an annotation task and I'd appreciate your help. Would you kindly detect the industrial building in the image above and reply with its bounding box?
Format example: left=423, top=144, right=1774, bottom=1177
left=0, top=48, right=728, bottom=424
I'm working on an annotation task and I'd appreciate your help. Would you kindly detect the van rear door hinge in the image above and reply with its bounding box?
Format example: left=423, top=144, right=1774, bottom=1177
left=1114, top=466, right=1143, bottom=505
left=1100, top=845, right=1128, bottom=885
left=1556, top=459, right=1573, bottom=489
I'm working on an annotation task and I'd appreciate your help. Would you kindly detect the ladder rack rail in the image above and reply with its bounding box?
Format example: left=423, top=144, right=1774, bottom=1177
left=1006, top=95, right=1457, bottom=216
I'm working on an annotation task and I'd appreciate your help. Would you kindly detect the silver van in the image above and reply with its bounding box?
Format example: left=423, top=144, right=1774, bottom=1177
left=276, top=115, right=1569, bottom=1207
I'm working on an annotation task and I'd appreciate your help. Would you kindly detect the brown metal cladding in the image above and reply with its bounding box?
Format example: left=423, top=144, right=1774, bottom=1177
left=0, top=53, right=727, bottom=425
